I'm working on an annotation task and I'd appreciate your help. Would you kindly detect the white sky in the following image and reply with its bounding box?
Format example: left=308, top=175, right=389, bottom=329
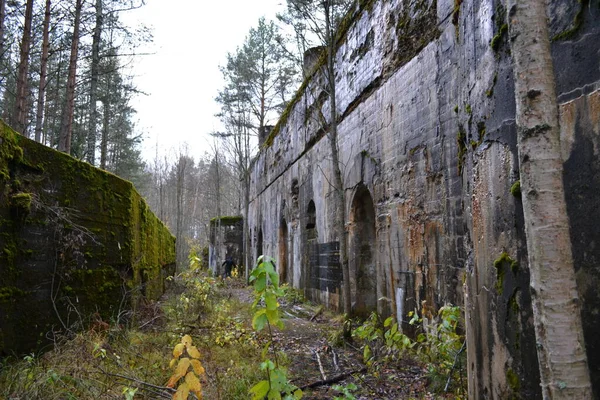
left=123, top=0, right=285, bottom=163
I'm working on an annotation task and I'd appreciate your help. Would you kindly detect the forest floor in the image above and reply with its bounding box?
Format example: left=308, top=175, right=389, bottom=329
left=220, top=280, right=433, bottom=399
left=0, top=271, right=464, bottom=399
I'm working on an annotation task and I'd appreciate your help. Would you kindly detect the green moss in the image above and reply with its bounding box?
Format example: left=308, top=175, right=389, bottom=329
left=10, top=192, right=32, bottom=213
left=506, top=368, right=521, bottom=393
left=453, top=105, right=459, bottom=113
left=477, top=121, right=486, bottom=143
left=0, top=286, right=26, bottom=303
left=490, top=24, right=508, bottom=51
left=486, top=72, right=498, bottom=97
left=510, top=180, right=521, bottom=198
left=508, top=290, right=520, bottom=314
left=452, top=0, right=463, bottom=38
left=490, top=4, right=508, bottom=53
left=494, top=252, right=518, bottom=294
left=552, top=0, right=587, bottom=41
left=211, top=215, right=243, bottom=226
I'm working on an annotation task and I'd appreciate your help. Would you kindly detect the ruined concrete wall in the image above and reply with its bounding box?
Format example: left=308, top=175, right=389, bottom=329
left=208, top=216, right=243, bottom=276
left=0, top=121, right=176, bottom=355
left=247, top=0, right=600, bottom=398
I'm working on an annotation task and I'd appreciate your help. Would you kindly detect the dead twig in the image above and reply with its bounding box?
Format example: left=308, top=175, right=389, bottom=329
left=96, top=368, right=174, bottom=399
left=444, top=340, right=466, bottom=392
left=314, top=349, right=327, bottom=380
left=299, top=367, right=367, bottom=390
left=309, top=305, right=324, bottom=321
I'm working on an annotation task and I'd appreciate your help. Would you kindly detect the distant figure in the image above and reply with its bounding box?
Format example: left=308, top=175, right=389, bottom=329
left=222, top=256, right=236, bottom=278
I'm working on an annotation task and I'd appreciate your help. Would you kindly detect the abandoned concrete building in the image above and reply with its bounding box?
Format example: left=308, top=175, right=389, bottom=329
left=244, top=0, right=600, bottom=398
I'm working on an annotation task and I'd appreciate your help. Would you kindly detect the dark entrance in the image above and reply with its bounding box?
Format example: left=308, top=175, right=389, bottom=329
left=279, top=218, right=288, bottom=283
left=349, top=185, right=377, bottom=317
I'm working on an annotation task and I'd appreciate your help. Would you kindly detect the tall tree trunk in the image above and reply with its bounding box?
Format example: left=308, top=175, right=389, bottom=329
left=34, top=0, right=51, bottom=143
left=13, top=0, right=34, bottom=135
left=59, top=0, right=83, bottom=154
left=0, top=0, right=6, bottom=85
left=324, top=0, right=351, bottom=315
left=101, top=94, right=110, bottom=169
left=87, top=0, right=103, bottom=164
left=175, top=156, right=187, bottom=272
left=508, top=1, right=592, bottom=397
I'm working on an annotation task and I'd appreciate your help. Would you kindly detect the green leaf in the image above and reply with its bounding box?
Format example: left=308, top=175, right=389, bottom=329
left=266, top=309, right=280, bottom=326
left=363, top=345, right=372, bottom=363
left=260, top=360, right=275, bottom=371
left=253, top=310, right=268, bottom=331
left=265, top=292, right=279, bottom=311
left=384, top=316, right=394, bottom=327
left=250, top=380, right=270, bottom=400
left=254, top=274, right=267, bottom=292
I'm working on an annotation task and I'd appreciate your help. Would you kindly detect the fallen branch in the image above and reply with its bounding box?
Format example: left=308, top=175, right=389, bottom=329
left=96, top=368, right=174, bottom=399
left=310, top=305, right=324, bottom=321
left=299, top=367, right=367, bottom=390
left=314, top=349, right=327, bottom=380
left=332, top=348, right=340, bottom=372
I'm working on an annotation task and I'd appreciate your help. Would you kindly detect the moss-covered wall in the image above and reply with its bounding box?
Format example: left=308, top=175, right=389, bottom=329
left=0, top=120, right=175, bottom=355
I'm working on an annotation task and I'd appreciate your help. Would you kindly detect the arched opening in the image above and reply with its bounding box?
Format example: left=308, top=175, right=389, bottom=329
left=279, top=218, right=288, bottom=283
left=257, top=228, right=263, bottom=261
left=349, top=185, right=377, bottom=317
left=306, top=201, right=317, bottom=239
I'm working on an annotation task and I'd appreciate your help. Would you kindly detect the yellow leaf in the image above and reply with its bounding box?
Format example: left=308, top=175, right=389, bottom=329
left=172, top=382, right=189, bottom=400
left=187, top=345, right=201, bottom=359
left=185, top=371, right=202, bottom=394
left=191, top=359, right=206, bottom=376
left=169, top=358, right=177, bottom=369
left=175, top=357, right=191, bottom=377
left=182, top=334, right=193, bottom=346
left=166, top=373, right=182, bottom=388
left=173, top=343, right=185, bottom=358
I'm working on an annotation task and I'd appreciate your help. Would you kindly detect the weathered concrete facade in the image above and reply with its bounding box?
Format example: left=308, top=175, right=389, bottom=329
left=0, top=121, right=176, bottom=355
left=247, top=0, right=600, bottom=398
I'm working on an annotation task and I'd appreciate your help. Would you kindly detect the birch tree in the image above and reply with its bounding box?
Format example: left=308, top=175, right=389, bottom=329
left=508, top=0, right=592, bottom=397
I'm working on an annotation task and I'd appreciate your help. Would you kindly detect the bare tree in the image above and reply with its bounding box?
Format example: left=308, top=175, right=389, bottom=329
left=508, top=0, right=592, bottom=397
left=13, top=0, right=34, bottom=134
left=34, top=0, right=52, bottom=143
left=59, top=0, right=83, bottom=154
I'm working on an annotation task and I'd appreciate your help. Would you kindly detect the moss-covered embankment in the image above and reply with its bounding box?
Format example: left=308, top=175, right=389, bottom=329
left=0, top=120, right=175, bottom=355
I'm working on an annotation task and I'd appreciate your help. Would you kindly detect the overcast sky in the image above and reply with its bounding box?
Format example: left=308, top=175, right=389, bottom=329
left=123, top=0, right=285, bottom=162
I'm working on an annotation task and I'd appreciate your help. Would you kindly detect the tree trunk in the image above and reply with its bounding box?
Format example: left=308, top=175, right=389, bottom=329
left=0, top=0, right=7, bottom=85
left=175, top=156, right=187, bottom=272
left=59, top=0, right=83, bottom=154
left=101, top=94, right=110, bottom=169
left=87, top=0, right=103, bottom=164
left=244, top=172, right=251, bottom=282
left=508, top=0, right=592, bottom=397
left=13, top=0, right=34, bottom=135
left=324, top=0, right=351, bottom=315
left=34, top=0, right=51, bottom=143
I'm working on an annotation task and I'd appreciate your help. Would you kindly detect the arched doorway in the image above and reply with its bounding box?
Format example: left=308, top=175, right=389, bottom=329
left=349, top=185, right=377, bottom=317
left=257, top=228, right=263, bottom=261
left=279, top=218, right=288, bottom=283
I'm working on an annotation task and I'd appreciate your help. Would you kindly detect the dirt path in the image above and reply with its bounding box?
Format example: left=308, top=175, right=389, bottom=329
left=224, top=281, right=432, bottom=399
